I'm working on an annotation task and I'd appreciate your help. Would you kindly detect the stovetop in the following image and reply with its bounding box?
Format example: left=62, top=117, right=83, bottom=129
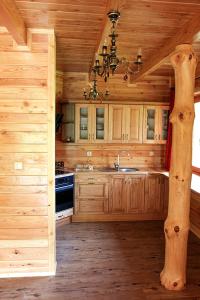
left=55, top=168, right=74, bottom=178
left=55, top=161, right=74, bottom=178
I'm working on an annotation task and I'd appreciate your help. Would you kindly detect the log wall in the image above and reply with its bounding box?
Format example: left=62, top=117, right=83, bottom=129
left=0, top=28, right=56, bottom=277
left=56, top=141, right=166, bottom=170
left=62, top=72, right=170, bottom=103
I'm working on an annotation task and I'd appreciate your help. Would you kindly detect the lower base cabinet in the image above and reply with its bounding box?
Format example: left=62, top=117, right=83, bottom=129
left=75, top=174, right=109, bottom=215
left=144, top=174, right=163, bottom=213
left=109, top=175, right=145, bottom=214
left=73, top=173, right=166, bottom=221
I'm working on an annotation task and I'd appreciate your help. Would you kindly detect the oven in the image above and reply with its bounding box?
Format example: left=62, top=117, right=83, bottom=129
left=55, top=173, right=74, bottom=220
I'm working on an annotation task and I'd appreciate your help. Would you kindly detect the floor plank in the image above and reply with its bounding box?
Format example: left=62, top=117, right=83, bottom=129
left=0, top=221, right=200, bottom=299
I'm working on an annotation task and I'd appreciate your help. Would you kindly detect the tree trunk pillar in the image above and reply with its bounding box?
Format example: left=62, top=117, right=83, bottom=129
left=160, top=44, right=197, bottom=291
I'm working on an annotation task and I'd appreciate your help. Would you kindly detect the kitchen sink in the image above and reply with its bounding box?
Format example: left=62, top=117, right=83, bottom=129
left=119, top=168, right=139, bottom=172
left=97, top=167, right=139, bottom=172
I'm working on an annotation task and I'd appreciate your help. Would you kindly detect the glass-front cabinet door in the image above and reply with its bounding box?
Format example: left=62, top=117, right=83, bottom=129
left=61, top=103, right=75, bottom=143
left=143, top=107, right=158, bottom=143
left=143, top=105, right=169, bottom=144
left=93, top=104, right=108, bottom=143
left=76, top=104, right=91, bottom=143
left=75, top=104, right=108, bottom=143
left=159, top=106, right=170, bottom=143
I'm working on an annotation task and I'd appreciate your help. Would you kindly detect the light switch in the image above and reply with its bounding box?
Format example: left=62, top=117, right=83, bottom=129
left=149, top=151, right=154, bottom=156
left=14, top=162, right=23, bottom=170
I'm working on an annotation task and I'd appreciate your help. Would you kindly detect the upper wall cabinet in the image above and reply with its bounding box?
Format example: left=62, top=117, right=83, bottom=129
left=61, top=103, right=75, bottom=143
left=143, top=106, right=169, bottom=144
left=109, top=104, right=143, bottom=143
left=75, top=104, right=108, bottom=143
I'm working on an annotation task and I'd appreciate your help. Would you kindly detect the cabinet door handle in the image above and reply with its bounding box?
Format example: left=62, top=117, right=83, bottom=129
left=126, top=134, right=128, bottom=140
left=122, top=133, right=124, bottom=141
left=155, top=134, right=157, bottom=140
left=158, top=134, right=161, bottom=140
left=89, top=133, right=91, bottom=140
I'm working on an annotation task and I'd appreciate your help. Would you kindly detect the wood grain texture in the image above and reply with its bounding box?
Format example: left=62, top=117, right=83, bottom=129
left=0, top=221, right=200, bottom=298
left=56, top=141, right=166, bottom=169
left=0, top=0, right=26, bottom=45
left=0, top=30, right=56, bottom=276
left=62, top=72, right=171, bottom=103
left=161, top=45, right=197, bottom=291
left=13, top=0, right=200, bottom=78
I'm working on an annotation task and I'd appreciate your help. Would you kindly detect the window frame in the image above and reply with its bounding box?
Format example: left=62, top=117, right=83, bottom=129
left=192, top=96, right=200, bottom=175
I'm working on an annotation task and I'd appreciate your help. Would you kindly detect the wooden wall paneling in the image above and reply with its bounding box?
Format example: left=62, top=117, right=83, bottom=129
left=62, top=72, right=170, bottom=103
left=190, top=190, right=200, bottom=238
left=0, top=29, right=56, bottom=277
left=47, top=31, right=56, bottom=274
left=56, top=142, right=166, bottom=169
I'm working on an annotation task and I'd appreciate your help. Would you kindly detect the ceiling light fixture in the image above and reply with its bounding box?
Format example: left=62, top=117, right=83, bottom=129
left=123, top=48, right=143, bottom=81
left=94, top=10, right=120, bottom=82
left=83, top=67, right=109, bottom=102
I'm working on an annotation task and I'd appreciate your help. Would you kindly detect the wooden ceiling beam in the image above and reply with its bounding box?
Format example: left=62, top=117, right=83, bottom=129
left=129, top=16, right=200, bottom=83
left=0, top=0, right=27, bottom=45
left=89, top=0, right=126, bottom=79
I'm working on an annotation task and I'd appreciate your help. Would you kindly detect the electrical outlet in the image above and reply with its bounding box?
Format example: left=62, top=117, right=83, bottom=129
left=149, top=151, right=154, bottom=156
left=14, top=162, right=23, bottom=170
left=86, top=151, right=92, bottom=157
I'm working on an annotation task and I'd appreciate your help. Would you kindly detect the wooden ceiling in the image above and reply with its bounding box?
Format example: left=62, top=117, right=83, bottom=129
left=2, top=0, right=200, bottom=80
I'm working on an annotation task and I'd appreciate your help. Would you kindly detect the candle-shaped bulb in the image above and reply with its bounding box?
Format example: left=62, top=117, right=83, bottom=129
left=102, top=45, right=107, bottom=55
left=138, top=47, right=142, bottom=56
left=96, top=59, right=100, bottom=67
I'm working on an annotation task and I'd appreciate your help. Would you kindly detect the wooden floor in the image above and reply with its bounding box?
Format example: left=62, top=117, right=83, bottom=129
left=0, top=221, right=200, bottom=300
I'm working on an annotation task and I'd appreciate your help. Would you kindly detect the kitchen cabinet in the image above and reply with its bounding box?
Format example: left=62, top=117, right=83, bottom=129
left=127, top=175, right=145, bottom=213
left=161, top=175, right=169, bottom=219
left=60, top=103, right=75, bottom=143
left=144, top=174, right=163, bottom=214
left=75, top=174, right=109, bottom=214
left=73, top=172, right=164, bottom=221
left=109, top=174, right=145, bottom=214
left=109, top=175, right=126, bottom=213
left=75, top=104, right=108, bottom=143
left=109, top=104, right=143, bottom=143
left=143, top=106, right=169, bottom=144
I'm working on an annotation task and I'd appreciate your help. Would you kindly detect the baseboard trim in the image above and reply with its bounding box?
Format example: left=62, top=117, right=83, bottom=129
left=72, top=214, right=163, bottom=222
left=0, top=271, right=56, bottom=279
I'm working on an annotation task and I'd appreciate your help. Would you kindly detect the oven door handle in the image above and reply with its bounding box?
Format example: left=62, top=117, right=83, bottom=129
left=55, top=184, right=74, bottom=192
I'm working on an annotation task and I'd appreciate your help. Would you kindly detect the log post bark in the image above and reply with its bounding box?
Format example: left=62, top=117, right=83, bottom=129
left=160, top=44, right=197, bottom=291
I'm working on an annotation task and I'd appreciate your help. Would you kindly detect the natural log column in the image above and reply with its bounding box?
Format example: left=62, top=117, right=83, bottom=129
left=160, top=44, right=197, bottom=291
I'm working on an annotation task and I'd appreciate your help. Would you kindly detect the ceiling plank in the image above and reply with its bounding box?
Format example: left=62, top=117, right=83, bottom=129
left=88, top=0, right=126, bottom=79
left=0, top=0, right=27, bottom=45
left=129, top=16, right=200, bottom=83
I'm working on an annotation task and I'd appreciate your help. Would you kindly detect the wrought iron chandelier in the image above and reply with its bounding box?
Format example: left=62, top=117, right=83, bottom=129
left=83, top=67, right=109, bottom=102
left=94, top=10, right=121, bottom=82
left=123, top=48, right=143, bottom=81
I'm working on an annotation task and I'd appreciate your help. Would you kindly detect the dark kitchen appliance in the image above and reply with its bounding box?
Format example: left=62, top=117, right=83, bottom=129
left=55, top=167, right=74, bottom=220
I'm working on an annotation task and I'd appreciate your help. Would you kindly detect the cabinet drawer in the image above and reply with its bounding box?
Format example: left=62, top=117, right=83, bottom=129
left=76, top=182, right=108, bottom=198
left=77, top=198, right=108, bottom=214
left=75, top=174, right=109, bottom=183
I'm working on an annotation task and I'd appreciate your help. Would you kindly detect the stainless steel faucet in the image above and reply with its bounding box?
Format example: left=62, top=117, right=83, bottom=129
left=114, top=154, right=120, bottom=171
